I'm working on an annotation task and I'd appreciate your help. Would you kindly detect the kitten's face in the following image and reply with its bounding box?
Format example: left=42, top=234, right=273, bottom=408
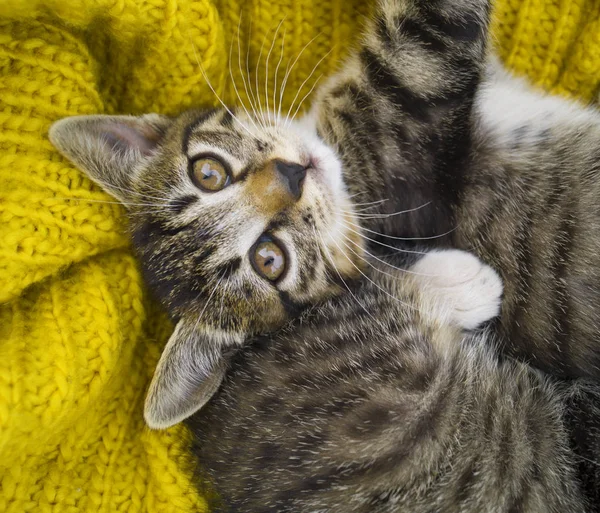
left=131, top=109, right=364, bottom=334
left=49, top=109, right=365, bottom=427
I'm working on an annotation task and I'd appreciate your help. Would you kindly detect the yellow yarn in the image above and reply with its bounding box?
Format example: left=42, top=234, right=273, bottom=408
left=0, top=0, right=598, bottom=511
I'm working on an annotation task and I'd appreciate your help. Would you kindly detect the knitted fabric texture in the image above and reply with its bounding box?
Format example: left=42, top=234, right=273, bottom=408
left=0, top=0, right=599, bottom=511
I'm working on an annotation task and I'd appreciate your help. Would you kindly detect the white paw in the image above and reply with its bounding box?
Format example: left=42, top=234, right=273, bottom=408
left=412, top=250, right=503, bottom=330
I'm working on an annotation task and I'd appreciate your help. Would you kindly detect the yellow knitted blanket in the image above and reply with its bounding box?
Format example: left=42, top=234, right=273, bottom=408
left=0, top=0, right=599, bottom=511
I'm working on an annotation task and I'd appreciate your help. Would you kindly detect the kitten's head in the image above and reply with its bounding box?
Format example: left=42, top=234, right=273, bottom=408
left=49, top=109, right=364, bottom=428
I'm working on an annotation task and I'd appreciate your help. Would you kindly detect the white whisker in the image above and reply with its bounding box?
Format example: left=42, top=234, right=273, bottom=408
left=254, top=27, right=270, bottom=129
left=344, top=217, right=459, bottom=241
left=230, top=17, right=260, bottom=132
left=340, top=201, right=432, bottom=220
left=338, top=221, right=429, bottom=255
left=340, top=230, right=440, bottom=278
left=243, top=16, right=262, bottom=128
left=85, top=178, right=173, bottom=204
left=284, top=49, right=332, bottom=128
left=287, top=74, right=323, bottom=124
left=312, top=224, right=386, bottom=328
left=193, top=270, right=225, bottom=333
left=188, top=36, right=255, bottom=138
left=332, top=233, right=417, bottom=311
left=347, top=199, right=388, bottom=211
left=265, top=18, right=286, bottom=127
left=273, top=27, right=287, bottom=128
left=277, top=33, right=321, bottom=124
left=53, top=197, right=169, bottom=208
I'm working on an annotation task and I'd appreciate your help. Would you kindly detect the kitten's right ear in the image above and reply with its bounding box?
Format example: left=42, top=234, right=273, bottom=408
left=49, top=114, right=172, bottom=203
left=144, top=318, right=242, bottom=430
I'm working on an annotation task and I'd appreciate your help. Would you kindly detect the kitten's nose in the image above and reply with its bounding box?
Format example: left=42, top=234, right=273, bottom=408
left=274, top=160, right=307, bottom=200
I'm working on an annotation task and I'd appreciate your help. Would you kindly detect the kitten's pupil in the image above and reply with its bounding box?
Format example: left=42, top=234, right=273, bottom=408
left=191, top=157, right=229, bottom=191
left=251, top=239, right=286, bottom=281
left=201, top=163, right=223, bottom=186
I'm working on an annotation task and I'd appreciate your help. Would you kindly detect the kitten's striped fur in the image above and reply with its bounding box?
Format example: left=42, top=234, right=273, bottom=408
left=49, top=0, right=600, bottom=509
left=189, top=256, right=587, bottom=512
left=313, top=0, right=600, bottom=380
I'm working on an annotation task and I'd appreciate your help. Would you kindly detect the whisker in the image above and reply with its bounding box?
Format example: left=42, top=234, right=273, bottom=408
left=230, top=16, right=260, bottom=132
left=273, top=27, right=287, bottom=129
left=192, top=270, right=225, bottom=333
left=218, top=290, right=225, bottom=327
left=84, top=178, right=173, bottom=203
left=265, top=17, right=286, bottom=127
left=332, top=233, right=417, bottom=312
left=340, top=201, right=432, bottom=220
left=137, top=181, right=186, bottom=201
left=348, top=199, right=388, bottom=210
left=52, top=197, right=170, bottom=208
left=284, top=49, right=332, bottom=127
left=343, top=216, right=459, bottom=241
left=340, top=230, right=441, bottom=278
left=126, top=206, right=186, bottom=215
left=286, top=73, right=324, bottom=127
left=312, top=224, right=386, bottom=328
left=236, top=13, right=253, bottom=111
left=347, top=192, right=368, bottom=200
left=277, top=33, right=322, bottom=124
left=338, top=221, right=429, bottom=255
left=575, top=453, right=600, bottom=469
left=243, top=16, right=261, bottom=128
left=188, top=36, right=255, bottom=138
left=254, top=27, right=271, bottom=129
left=286, top=50, right=332, bottom=127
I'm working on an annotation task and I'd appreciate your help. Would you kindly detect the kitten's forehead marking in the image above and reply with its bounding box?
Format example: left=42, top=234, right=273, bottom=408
left=182, top=109, right=220, bottom=154
left=183, top=110, right=272, bottom=160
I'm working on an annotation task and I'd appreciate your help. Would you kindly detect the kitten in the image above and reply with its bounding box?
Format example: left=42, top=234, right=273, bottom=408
left=48, top=0, right=600, bottom=507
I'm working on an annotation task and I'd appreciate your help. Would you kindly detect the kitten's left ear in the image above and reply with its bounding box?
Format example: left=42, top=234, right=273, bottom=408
left=49, top=114, right=172, bottom=203
left=144, top=318, right=242, bottom=429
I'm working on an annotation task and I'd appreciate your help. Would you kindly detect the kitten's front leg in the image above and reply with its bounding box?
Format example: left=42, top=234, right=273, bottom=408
left=314, top=0, right=492, bottom=239
left=412, top=249, right=503, bottom=330
left=317, top=0, right=492, bottom=150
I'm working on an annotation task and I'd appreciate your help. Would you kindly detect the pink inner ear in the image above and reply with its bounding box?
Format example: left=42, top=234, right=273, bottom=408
left=107, top=122, right=159, bottom=157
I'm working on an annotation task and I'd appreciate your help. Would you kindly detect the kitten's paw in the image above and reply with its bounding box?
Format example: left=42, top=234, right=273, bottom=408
left=412, top=250, right=503, bottom=330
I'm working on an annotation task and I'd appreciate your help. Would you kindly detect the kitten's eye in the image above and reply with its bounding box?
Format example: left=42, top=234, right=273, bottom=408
left=251, top=237, right=286, bottom=282
left=191, top=157, right=230, bottom=191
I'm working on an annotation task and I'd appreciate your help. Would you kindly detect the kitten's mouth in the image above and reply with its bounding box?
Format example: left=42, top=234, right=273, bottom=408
left=304, top=155, right=327, bottom=183
left=306, top=155, right=320, bottom=170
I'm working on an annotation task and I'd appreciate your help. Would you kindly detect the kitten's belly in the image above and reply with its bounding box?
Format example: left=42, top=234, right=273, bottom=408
left=350, top=82, right=600, bottom=380
left=459, top=79, right=600, bottom=379
left=455, top=182, right=600, bottom=380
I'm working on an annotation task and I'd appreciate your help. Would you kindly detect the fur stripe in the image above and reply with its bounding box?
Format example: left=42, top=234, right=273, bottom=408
left=182, top=109, right=219, bottom=154
left=360, top=48, right=430, bottom=122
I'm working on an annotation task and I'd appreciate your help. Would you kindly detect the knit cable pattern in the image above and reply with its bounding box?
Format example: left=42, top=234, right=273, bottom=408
left=0, top=0, right=599, bottom=511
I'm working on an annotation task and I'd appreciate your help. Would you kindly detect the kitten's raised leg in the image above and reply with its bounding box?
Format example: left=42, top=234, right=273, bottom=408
left=412, top=249, right=503, bottom=330
left=314, top=0, right=492, bottom=239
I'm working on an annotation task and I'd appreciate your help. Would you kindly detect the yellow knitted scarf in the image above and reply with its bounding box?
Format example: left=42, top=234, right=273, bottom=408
left=0, top=0, right=599, bottom=511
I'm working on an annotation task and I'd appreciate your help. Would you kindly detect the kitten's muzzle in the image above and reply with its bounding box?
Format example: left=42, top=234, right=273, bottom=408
left=274, top=160, right=307, bottom=200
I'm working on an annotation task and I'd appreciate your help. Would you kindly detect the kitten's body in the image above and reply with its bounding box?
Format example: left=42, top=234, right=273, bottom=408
left=189, top=256, right=587, bottom=512
left=313, top=19, right=600, bottom=378
left=48, top=0, right=600, bottom=509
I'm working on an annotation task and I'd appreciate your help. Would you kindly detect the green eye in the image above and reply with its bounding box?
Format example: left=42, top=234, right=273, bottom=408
left=191, top=157, right=230, bottom=191
left=251, top=237, right=287, bottom=282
